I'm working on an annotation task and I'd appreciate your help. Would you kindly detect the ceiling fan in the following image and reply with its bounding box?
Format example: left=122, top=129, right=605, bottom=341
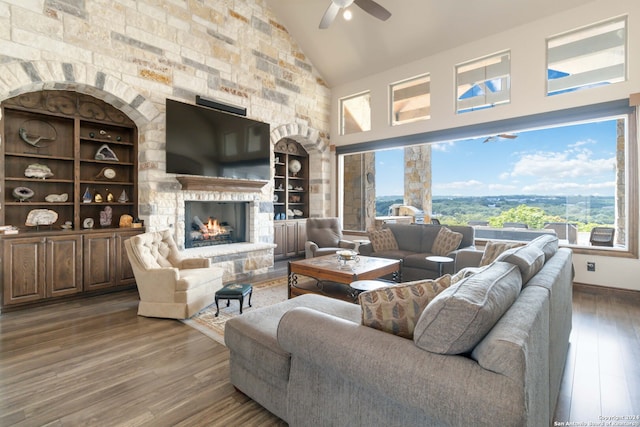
left=483, top=133, right=518, bottom=143
left=319, top=0, right=391, bottom=29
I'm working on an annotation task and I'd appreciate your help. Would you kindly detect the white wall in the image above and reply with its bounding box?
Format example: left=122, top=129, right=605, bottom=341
left=330, top=0, right=640, bottom=291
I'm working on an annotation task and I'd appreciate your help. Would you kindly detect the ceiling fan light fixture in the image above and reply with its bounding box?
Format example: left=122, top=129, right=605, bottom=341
left=343, top=8, right=353, bottom=21
left=334, top=0, right=354, bottom=7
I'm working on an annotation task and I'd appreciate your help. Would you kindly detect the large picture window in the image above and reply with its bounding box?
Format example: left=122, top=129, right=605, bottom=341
left=339, top=109, right=637, bottom=256
left=547, top=16, right=626, bottom=96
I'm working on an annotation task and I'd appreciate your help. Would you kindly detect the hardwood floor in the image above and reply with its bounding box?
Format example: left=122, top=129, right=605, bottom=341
left=1, top=272, right=638, bottom=426
left=555, top=284, right=640, bottom=423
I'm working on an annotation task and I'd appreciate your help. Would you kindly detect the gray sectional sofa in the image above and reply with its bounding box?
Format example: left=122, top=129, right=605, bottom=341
left=358, top=223, right=475, bottom=280
left=225, top=235, right=573, bottom=426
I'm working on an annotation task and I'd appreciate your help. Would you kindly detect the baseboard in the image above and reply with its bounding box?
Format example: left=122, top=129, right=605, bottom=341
left=573, top=282, right=640, bottom=301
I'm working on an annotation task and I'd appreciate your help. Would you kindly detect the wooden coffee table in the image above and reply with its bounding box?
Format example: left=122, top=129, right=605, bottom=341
left=288, top=255, right=401, bottom=300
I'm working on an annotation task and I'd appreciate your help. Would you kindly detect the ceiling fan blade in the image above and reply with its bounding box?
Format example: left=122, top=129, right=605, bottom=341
left=354, top=0, right=391, bottom=21
left=319, top=3, right=341, bottom=29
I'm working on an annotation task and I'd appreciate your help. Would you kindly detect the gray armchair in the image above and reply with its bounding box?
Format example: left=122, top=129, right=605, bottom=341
left=304, top=218, right=356, bottom=258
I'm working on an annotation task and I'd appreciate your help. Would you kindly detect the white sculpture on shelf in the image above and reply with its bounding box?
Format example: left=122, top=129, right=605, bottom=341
left=25, top=209, right=58, bottom=226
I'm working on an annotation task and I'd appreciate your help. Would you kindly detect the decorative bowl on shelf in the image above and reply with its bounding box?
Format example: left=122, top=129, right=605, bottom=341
left=288, top=159, right=302, bottom=176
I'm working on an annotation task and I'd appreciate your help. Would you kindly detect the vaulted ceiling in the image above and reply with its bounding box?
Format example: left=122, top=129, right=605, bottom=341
left=265, top=0, right=598, bottom=87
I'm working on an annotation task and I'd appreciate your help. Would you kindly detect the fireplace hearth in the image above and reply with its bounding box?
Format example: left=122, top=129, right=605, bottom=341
left=185, top=201, right=249, bottom=248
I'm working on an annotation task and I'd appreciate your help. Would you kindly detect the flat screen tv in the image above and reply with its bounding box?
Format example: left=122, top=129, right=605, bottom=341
left=165, top=98, right=270, bottom=181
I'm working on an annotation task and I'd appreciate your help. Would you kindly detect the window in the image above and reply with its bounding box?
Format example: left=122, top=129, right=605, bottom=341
left=390, top=74, right=430, bottom=125
left=456, top=51, right=510, bottom=114
left=340, top=91, right=371, bottom=135
left=338, top=108, right=637, bottom=256
left=547, top=17, right=626, bottom=96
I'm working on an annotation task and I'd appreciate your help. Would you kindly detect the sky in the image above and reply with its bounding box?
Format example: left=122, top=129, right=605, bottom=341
left=375, top=118, right=618, bottom=197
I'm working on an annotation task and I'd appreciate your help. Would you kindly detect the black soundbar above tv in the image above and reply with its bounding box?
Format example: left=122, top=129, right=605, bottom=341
left=165, top=98, right=270, bottom=181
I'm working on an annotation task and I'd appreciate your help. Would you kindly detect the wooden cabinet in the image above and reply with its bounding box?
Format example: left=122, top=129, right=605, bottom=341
left=1, top=229, right=142, bottom=308
left=2, top=234, right=82, bottom=306
left=274, top=219, right=307, bottom=260
left=83, top=230, right=139, bottom=291
left=0, top=90, right=142, bottom=309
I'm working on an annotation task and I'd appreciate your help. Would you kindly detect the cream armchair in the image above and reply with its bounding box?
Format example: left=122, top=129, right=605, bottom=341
left=124, top=229, right=224, bottom=319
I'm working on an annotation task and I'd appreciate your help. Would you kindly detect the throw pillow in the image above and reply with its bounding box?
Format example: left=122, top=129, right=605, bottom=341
left=368, top=228, right=399, bottom=252
left=479, top=241, right=524, bottom=267
left=359, top=275, right=452, bottom=339
left=431, top=227, right=463, bottom=256
left=495, top=244, right=545, bottom=284
left=413, top=261, right=522, bottom=355
left=528, top=234, right=559, bottom=261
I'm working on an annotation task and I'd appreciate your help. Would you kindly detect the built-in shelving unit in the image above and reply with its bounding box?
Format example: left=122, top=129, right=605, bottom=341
left=273, top=139, right=308, bottom=221
left=0, top=90, right=142, bottom=309
left=273, top=139, right=308, bottom=259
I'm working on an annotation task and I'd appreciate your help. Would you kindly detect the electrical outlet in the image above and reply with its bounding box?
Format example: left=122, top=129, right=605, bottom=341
left=587, top=262, right=596, bottom=272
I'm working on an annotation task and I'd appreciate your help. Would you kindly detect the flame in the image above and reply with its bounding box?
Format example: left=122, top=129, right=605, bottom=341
left=206, top=218, right=222, bottom=236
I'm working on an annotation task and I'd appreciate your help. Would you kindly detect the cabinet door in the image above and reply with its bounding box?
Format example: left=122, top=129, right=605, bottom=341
left=274, top=222, right=286, bottom=259
left=296, top=220, right=307, bottom=256
left=115, top=231, right=139, bottom=286
left=285, top=221, right=298, bottom=258
left=83, top=233, right=116, bottom=291
left=46, top=235, right=82, bottom=297
left=2, top=237, right=46, bottom=305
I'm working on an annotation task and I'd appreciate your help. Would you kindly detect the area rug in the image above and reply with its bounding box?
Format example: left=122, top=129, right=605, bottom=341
left=182, top=277, right=289, bottom=345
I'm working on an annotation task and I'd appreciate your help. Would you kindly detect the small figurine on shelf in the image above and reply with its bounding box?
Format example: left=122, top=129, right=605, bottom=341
left=82, top=187, right=92, bottom=203
left=99, top=206, right=112, bottom=227
left=106, top=189, right=114, bottom=202
left=118, top=189, right=129, bottom=203
left=94, top=192, right=103, bottom=203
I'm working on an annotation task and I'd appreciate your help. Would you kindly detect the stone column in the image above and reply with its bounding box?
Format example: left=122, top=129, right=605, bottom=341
left=404, top=145, right=432, bottom=218
left=342, top=152, right=376, bottom=231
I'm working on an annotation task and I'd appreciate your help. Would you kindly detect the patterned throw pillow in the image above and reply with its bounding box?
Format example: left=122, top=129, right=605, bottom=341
left=359, top=275, right=452, bottom=339
left=431, top=227, right=463, bottom=256
left=479, top=241, right=525, bottom=266
left=368, top=228, right=399, bottom=252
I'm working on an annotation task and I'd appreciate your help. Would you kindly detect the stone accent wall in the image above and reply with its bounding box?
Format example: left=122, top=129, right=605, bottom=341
left=342, top=152, right=376, bottom=231
left=0, top=0, right=332, bottom=280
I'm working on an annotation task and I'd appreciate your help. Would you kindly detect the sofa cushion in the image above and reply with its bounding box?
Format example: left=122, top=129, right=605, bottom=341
left=479, top=241, right=525, bottom=267
left=368, top=228, right=399, bottom=252
left=386, top=223, right=424, bottom=252
left=431, top=227, right=463, bottom=256
left=413, top=262, right=522, bottom=355
left=419, top=225, right=443, bottom=253
left=528, top=234, right=559, bottom=261
left=495, top=244, right=546, bottom=284
left=359, top=275, right=452, bottom=339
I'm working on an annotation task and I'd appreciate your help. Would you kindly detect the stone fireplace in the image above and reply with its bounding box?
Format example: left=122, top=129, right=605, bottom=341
left=184, top=201, right=249, bottom=248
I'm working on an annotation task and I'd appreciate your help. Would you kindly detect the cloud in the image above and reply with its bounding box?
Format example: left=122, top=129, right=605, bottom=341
left=487, top=183, right=518, bottom=192
left=435, top=179, right=483, bottom=190
left=520, top=180, right=615, bottom=194
left=506, top=148, right=614, bottom=180
left=568, top=139, right=596, bottom=148
left=431, top=141, right=455, bottom=152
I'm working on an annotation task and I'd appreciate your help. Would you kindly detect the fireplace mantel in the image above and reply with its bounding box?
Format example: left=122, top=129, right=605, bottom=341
left=176, top=176, right=268, bottom=192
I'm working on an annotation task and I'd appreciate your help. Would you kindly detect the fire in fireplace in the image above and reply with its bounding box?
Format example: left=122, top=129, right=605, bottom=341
left=185, top=201, right=249, bottom=248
